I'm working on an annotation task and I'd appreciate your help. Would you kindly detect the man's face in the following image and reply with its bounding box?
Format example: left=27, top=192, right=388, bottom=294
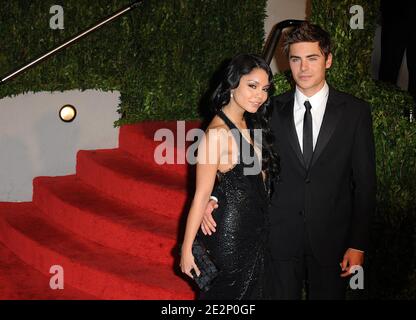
left=288, top=41, right=332, bottom=97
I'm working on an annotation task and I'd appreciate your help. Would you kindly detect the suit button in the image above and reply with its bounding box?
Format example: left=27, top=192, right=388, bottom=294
left=298, top=210, right=304, bottom=216
left=305, top=178, right=311, bottom=184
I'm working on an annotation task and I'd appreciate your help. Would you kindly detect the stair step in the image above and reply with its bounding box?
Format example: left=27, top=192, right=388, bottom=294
left=32, top=175, right=180, bottom=264
left=76, top=149, right=192, bottom=219
left=0, top=203, right=194, bottom=300
left=119, top=121, right=202, bottom=145
left=119, top=122, right=201, bottom=179
left=0, top=240, right=96, bottom=300
left=0, top=121, right=203, bottom=299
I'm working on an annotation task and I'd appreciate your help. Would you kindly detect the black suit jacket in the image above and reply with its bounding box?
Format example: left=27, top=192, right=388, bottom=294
left=269, top=86, right=376, bottom=266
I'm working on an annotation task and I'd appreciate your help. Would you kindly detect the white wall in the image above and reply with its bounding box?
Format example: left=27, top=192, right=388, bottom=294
left=264, top=0, right=308, bottom=73
left=0, top=90, right=120, bottom=201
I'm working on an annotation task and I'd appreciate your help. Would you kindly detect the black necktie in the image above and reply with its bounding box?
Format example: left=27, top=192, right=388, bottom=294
left=303, top=100, right=313, bottom=168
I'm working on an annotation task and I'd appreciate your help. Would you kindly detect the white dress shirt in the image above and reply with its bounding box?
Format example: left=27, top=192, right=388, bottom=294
left=294, top=82, right=329, bottom=152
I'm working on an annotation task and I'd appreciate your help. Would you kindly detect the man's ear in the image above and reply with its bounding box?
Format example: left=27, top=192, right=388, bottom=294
left=325, top=53, right=333, bottom=69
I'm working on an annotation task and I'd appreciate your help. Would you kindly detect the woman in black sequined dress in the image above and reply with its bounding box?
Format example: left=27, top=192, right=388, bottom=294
left=180, top=54, right=280, bottom=299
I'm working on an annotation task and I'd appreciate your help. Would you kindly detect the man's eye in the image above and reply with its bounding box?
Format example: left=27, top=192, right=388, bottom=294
left=291, top=58, right=299, bottom=62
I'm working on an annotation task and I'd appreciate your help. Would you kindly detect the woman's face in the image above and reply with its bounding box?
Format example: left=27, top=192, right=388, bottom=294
left=231, top=68, right=270, bottom=113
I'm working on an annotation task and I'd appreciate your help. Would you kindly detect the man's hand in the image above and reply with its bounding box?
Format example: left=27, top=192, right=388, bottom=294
left=201, top=199, right=218, bottom=235
left=340, top=248, right=364, bottom=277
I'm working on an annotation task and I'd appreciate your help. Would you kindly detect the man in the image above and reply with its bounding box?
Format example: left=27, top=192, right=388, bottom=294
left=202, top=22, right=376, bottom=299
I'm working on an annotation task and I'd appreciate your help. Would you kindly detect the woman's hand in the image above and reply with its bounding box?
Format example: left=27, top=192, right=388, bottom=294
left=180, top=248, right=201, bottom=279
left=201, top=199, right=218, bottom=235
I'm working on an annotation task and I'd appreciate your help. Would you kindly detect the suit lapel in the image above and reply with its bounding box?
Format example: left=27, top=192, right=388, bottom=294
left=310, top=87, right=344, bottom=168
left=281, top=95, right=305, bottom=168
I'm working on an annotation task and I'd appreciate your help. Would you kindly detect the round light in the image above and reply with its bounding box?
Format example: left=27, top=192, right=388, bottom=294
left=59, top=105, right=77, bottom=122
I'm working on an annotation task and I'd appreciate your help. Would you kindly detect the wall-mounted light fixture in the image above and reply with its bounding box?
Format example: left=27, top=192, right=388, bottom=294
left=59, top=104, right=77, bottom=122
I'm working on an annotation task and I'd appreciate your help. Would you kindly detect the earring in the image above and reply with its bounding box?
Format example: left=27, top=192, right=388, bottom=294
left=230, top=91, right=234, bottom=98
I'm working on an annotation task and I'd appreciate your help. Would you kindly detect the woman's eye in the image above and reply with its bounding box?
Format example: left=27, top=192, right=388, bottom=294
left=249, top=84, right=257, bottom=89
left=262, top=88, right=269, bottom=92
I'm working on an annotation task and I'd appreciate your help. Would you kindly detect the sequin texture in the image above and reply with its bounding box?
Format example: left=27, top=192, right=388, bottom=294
left=197, top=111, right=273, bottom=300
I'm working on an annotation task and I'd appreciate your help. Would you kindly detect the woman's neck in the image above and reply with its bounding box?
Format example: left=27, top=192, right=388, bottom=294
left=221, top=104, right=246, bottom=128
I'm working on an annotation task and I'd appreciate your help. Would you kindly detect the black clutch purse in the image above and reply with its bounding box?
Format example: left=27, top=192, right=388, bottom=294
left=186, top=237, right=219, bottom=292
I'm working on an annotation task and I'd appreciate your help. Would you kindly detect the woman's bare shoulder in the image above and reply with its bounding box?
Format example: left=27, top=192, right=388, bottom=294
left=206, top=115, right=228, bottom=132
left=198, top=116, right=230, bottom=148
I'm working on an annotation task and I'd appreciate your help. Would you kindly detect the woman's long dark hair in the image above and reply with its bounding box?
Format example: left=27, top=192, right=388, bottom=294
left=211, top=53, right=280, bottom=188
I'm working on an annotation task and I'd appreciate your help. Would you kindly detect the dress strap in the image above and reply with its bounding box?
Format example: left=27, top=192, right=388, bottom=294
left=217, top=110, right=238, bottom=131
left=217, top=110, right=244, bottom=163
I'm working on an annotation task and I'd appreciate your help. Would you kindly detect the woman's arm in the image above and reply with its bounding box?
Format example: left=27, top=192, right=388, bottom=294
left=180, top=129, right=221, bottom=278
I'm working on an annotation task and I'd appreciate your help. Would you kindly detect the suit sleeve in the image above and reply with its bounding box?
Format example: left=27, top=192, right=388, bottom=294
left=349, top=103, right=376, bottom=251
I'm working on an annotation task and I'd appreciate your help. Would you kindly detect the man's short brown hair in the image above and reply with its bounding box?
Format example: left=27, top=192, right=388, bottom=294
left=283, top=21, right=331, bottom=59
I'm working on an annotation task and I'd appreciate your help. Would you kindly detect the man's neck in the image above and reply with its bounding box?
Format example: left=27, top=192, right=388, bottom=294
left=297, top=81, right=326, bottom=98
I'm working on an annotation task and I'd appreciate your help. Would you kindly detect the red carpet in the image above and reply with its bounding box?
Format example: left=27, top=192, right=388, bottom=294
left=0, top=121, right=201, bottom=299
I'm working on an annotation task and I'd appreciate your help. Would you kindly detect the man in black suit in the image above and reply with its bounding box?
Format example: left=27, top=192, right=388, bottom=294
left=202, top=22, right=376, bottom=299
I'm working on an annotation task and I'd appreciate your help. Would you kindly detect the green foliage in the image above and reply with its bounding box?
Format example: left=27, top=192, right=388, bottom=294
left=0, top=1, right=132, bottom=96
left=311, top=0, right=379, bottom=89
left=273, top=0, right=416, bottom=299
left=0, top=0, right=267, bottom=124
left=273, top=71, right=292, bottom=95
left=116, top=0, right=266, bottom=124
left=369, top=106, right=416, bottom=299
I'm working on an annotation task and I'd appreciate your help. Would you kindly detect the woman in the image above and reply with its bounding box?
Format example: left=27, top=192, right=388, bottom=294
left=180, top=53, right=279, bottom=299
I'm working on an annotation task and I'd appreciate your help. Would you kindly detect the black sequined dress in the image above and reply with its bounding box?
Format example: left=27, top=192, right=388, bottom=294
left=197, top=110, right=274, bottom=300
